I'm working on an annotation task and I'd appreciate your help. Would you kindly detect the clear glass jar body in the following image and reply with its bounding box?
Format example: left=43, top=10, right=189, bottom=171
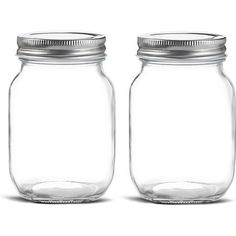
left=9, top=61, right=115, bottom=203
left=130, top=62, right=235, bottom=203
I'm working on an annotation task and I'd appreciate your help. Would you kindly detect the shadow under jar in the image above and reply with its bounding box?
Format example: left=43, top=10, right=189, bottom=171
left=9, top=32, right=115, bottom=203
left=129, top=33, right=235, bottom=203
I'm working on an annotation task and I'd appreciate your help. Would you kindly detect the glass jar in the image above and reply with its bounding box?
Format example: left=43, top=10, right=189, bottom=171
left=129, top=33, right=235, bottom=203
left=9, top=32, right=115, bottom=203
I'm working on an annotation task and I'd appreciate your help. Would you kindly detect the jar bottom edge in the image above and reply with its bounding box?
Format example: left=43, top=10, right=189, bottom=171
left=17, top=181, right=106, bottom=203
left=137, top=181, right=226, bottom=204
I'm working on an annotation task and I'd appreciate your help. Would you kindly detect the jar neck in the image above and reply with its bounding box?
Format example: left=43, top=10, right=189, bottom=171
left=140, top=61, right=224, bottom=74
left=21, top=60, right=104, bottom=68
left=19, top=56, right=105, bottom=65
left=20, top=61, right=105, bottom=76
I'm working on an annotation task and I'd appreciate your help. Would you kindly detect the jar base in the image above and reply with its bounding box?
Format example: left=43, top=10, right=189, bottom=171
left=138, top=181, right=225, bottom=204
left=18, top=181, right=105, bottom=203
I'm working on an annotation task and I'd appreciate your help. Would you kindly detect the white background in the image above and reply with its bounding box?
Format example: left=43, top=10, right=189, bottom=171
left=0, top=0, right=235, bottom=235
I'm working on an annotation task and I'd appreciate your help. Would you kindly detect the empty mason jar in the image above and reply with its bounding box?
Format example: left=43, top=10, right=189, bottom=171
left=9, top=32, right=115, bottom=203
left=129, top=33, right=235, bottom=203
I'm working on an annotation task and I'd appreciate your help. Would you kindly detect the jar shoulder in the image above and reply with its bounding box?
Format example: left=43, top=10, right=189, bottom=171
left=130, top=65, right=235, bottom=96
left=10, top=64, right=114, bottom=93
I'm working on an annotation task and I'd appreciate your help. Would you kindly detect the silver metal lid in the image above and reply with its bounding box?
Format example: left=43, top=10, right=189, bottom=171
left=138, top=33, right=226, bottom=64
left=17, top=32, right=106, bottom=63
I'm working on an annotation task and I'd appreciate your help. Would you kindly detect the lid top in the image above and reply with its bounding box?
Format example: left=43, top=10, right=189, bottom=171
left=140, top=33, right=224, bottom=41
left=18, top=32, right=104, bottom=41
